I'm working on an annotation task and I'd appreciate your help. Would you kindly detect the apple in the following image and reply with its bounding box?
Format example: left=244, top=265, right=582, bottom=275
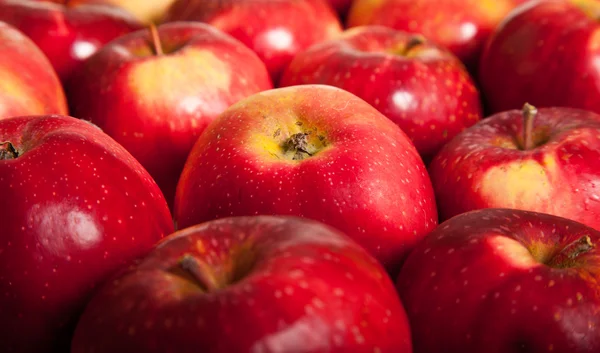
left=327, top=0, right=353, bottom=18
left=280, top=25, right=483, bottom=162
left=67, top=22, right=273, bottom=208
left=0, top=0, right=142, bottom=83
left=479, top=0, right=600, bottom=114
left=346, top=0, right=530, bottom=71
left=71, top=215, right=412, bottom=352
left=396, top=208, right=600, bottom=352
left=174, top=85, right=438, bottom=275
left=0, top=115, right=174, bottom=353
left=428, top=103, right=600, bottom=228
left=164, top=0, right=343, bottom=83
left=64, top=0, right=177, bottom=23
left=0, top=21, right=68, bottom=118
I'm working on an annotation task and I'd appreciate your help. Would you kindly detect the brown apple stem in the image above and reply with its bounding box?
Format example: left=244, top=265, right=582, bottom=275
left=0, top=141, right=18, bottom=160
left=521, top=103, right=538, bottom=150
left=148, top=23, right=164, bottom=56
left=403, top=35, right=426, bottom=55
left=547, top=235, right=594, bottom=268
left=178, top=254, right=219, bottom=292
left=284, top=132, right=312, bottom=161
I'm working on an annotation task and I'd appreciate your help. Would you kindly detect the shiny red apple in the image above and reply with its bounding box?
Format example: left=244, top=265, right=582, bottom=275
left=175, top=85, right=438, bottom=275
left=68, top=22, right=273, bottom=207
left=0, top=115, right=174, bottom=353
left=428, top=104, right=600, bottom=228
left=0, top=21, right=68, bottom=118
left=397, top=208, right=600, bottom=353
left=280, top=26, right=483, bottom=162
left=0, top=0, right=142, bottom=83
left=479, top=0, right=600, bottom=114
left=164, top=0, right=343, bottom=83
left=72, top=215, right=412, bottom=353
left=347, top=0, right=530, bottom=71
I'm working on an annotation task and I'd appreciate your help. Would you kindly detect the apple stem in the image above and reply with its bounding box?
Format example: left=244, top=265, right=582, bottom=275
left=547, top=235, right=594, bottom=268
left=521, top=103, right=538, bottom=150
left=0, top=141, right=18, bottom=160
left=284, top=132, right=313, bottom=161
left=403, top=35, right=426, bottom=55
left=179, top=254, right=219, bottom=292
left=149, top=23, right=164, bottom=56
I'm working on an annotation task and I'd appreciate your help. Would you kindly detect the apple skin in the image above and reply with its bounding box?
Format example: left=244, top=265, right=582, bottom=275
left=67, top=21, right=273, bottom=208
left=280, top=26, right=483, bottom=162
left=428, top=106, right=600, bottom=228
left=346, top=0, right=529, bottom=71
left=164, top=0, right=343, bottom=84
left=0, top=115, right=174, bottom=353
left=0, top=21, right=68, bottom=118
left=174, top=85, right=438, bottom=275
left=71, top=215, right=412, bottom=353
left=479, top=0, right=600, bottom=114
left=0, top=0, right=142, bottom=83
left=396, top=208, right=600, bottom=353
left=65, top=0, right=177, bottom=23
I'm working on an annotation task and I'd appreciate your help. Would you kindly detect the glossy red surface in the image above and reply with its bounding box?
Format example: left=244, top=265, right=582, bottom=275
left=175, top=85, right=438, bottom=275
left=397, top=208, right=600, bottom=353
left=0, top=115, right=174, bottom=353
left=280, top=26, right=483, bottom=162
left=67, top=22, right=273, bottom=208
left=72, top=216, right=412, bottom=352
left=0, top=0, right=142, bottom=83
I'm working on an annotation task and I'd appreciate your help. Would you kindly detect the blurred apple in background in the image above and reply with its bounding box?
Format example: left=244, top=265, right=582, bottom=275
left=346, top=0, right=530, bottom=71
left=480, top=0, right=600, bottom=114
left=0, top=21, right=68, bottom=118
left=175, top=85, right=438, bottom=275
left=164, top=0, right=343, bottom=84
left=0, top=0, right=142, bottom=84
left=429, top=103, right=600, bottom=229
left=68, top=22, right=273, bottom=208
left=281, top=26, right=483, bottom=162
left=0, top=115, right=174, bottom=353
left=397, top=208, right=600, bottom=353
left=63, top=0, right=177, bottom=23
left=72, top=216, right=413, bottom=352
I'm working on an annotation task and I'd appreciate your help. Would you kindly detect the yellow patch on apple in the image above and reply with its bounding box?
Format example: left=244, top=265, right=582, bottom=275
left=0, top=70, right=44, bottom=116
left=488, top=235, right=540, bottom=269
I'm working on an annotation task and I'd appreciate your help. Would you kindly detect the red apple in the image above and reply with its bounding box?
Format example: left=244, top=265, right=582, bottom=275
left=164, top=0, right=343, bottom=83
left=346, top=0, right=529, bottom=71
left=174, top=85, right=438, bottom=275
left=0, top=115, right=174, bottom=353
left=428, top=104, right=600, bottom=228
left=479, top=0, right=600, bottom=114
left=0, top=21, right=68, bottom=118
left=67, top=22, right=273, bottom=208
left=280, top=26, right=483, bottom=162
left=0, top=0, right=142, bottom=83
left=397, top=208, right=600, bottom=353
left=72, top=215, right=412, bottom=353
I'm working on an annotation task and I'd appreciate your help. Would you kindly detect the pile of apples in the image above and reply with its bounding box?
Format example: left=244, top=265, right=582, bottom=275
left=2, top=0, right=600, bottom=352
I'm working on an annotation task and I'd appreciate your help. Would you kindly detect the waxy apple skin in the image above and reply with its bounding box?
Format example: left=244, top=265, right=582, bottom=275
left=68, top=22, right=273, bottom=207
left=428, top=107, right=600, bottom=228
left=165, top=0, right=343, bottom=83
left=480, top=0, right=600, bottom=114
left=397, top=208, right=600, bottom=353
left=72, top=216, right=412, bottom=353
left=0, top=22, right=68, bottom=118
left=175, top=85, right=438, bottom=274
left=347, top=0, right=528, bottom=71
left=280, top=26, right=483, bottom=161
left=0, top=0, right=142, bottom=83
left=0, top=115, right=174, bottom=353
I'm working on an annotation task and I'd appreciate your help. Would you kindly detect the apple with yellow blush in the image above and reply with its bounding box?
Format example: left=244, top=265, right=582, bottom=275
left=428, top=103, right=600, bottom=229
left=67, top=22, right=273, bottom=207
left=64, top=0, right=177, bottom=23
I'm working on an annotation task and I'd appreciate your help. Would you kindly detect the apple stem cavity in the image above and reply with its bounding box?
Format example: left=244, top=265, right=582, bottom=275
left=0, top=141, right=18, bottom=160
left=148, top=23, right=164, bottom=56
left=178, top=254, right=219, bottom=292
left=521, top=103, right=538, bottom=150
left=403, top=35, right=426, bottom=56
left=285, top=132, right=313, bottom=160
left=547, top=235, right=595, bottom=268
